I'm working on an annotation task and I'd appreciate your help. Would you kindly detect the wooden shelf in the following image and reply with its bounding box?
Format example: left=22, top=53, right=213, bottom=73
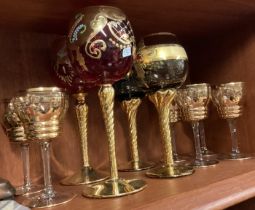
left=24, top=159, right=255, bottom=210
left=0, top=0, right=254, bottom=41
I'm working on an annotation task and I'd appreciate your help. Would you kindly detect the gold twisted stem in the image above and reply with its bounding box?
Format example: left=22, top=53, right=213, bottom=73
left=148, top=89, right=176, bottom=166
left=73, top=93, right=90, bottom=167
left=98, top=85, right=118, bottom=180
left=121, top=98, right=142, bottom=168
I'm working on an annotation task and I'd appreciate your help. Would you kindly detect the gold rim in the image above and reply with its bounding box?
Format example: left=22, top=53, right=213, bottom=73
left=186, top=83, right=210, bottom=88
left=26, top=87, right=64, bottom=93
left=143, top=32, right=176, bottom=38
left=219, top=81, right=244, bottom=87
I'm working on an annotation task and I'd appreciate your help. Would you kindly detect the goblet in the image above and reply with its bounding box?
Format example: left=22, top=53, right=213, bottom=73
left=13, top=87, right=75, bottom=208
left=67, top=6, right=146, bottom=198
left=51, top=37, right=107, bottom=185
left=2, top=99, right=42, bottom=196
left=212, top=82, right=251, bottom=160
left=177, top=83, right=219, bottom=167
left=114, top=70, right=155, bottom=171
left=135, top=32, right=194, bottom=178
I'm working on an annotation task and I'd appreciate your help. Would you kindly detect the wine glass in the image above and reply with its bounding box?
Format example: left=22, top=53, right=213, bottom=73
left=177, top=83, right=219, bottom=167
left=13, top=87, right=75, bottom=208
left=114, top=69, right=155, bottom=171
left=211, top=82, right=252, bottom=160
left=67, top=6, right=146, bottom=198
left=135, top=32, right=194, bottom=178
left=2, top=99, right=42, bottom=196
left=51, top=36, right=107, bottom=185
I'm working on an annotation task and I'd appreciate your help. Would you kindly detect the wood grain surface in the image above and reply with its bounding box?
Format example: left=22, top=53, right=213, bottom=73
left=14, top=160, right=255, bottom=210
left=0, top=0, right=254, bottom=41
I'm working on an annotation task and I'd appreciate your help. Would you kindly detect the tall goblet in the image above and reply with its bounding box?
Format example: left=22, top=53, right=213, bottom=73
left=177, top=83, right=219, bottom=167
left=13, top=87, right=75, bottom=208
left=135, top=32, right=194, bottom=178
left=51, top=37, right=107, bottom=185
left=212, top=82, right=251, bottom=160
left=114, top=69, right=155, bottom=171
left=67, top=6, right=146, bottom=198
left=2, top=100, right=42, bottom=196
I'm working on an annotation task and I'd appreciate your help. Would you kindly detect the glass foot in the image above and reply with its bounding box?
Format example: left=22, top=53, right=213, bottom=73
left=118, top=161, right=155, bottom=172
left=83, top=178, right=147, bottom=198
left=22, top=191, right=76, bottom=208
left=202, top=150, right=218, bottom=160
left=146, top=164, right=194, bottom=178
left=15, top=184, right=42, bottom=196
left=174, top=154, right=193, bottom=164
left=61, top=166, right=108, bottom=185
left=219, top=153, right=253, bottom=160
left=193, top=159, right=219, bottom=168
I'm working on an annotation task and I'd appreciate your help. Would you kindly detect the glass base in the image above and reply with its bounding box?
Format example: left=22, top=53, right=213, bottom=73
left=83, top=178, right=147, bottom=198
left=146, top=164, right=194, bottom=178
left=193, top=159, right=219, bottom=168
left=22, top=191, right=76, bottom=208
left=174, top=154, right=193, bottom=164
left=219, top=153, right=254, bottom=160
left=202, top=150, right=218, bottom=160
left=118, top=161, right=155, bottom=172
left=61, top=166, right=108, bottom=185
left=15, top=184, right=42, bottom=196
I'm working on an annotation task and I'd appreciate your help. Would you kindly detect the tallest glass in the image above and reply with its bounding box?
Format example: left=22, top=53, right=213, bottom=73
left=135, top=32, right=194, bottom=177
left=67, top=6, right=146, bottom=198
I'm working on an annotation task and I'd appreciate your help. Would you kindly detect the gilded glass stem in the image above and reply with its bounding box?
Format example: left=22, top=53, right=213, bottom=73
left=98, top=85, right=118, bottom=180
left=73, top=93, right=90, bottom=167
left=148, top=89, right=176, bottom=166
left=121, top=98, right=141, bottom=166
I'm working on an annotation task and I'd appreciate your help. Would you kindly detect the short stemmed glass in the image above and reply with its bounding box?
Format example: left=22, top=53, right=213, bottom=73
left=212, top=82, right=252, bottom=160
left=177, top=83, right=219, bottom=167
left=13, top=87, right=75, bottom=208
left=2, top=100, right=42, bottom=196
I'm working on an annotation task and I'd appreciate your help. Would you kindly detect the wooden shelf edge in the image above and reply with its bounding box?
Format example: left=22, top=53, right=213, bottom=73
left=135, top=169, right=255, bottom=210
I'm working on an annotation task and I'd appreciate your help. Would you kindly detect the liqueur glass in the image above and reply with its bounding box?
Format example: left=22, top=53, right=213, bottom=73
left=135, top=32, right=194, bottom=178
left=212, top=82, right=251, bottom=160
left=2, top=99, right=42, bottom=196
left=177, top=83, right=219, bottom=167
left=13, top=87, right=75, bottom=208
left=67, top=6, right=146, bottom=198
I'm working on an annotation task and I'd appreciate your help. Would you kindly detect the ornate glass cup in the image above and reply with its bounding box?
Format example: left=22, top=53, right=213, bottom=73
left=212, top=82, right=251, bottom=160
left=2, top=100, right=42, bottom=196
left=67, top=6, right=146, bottom=198
left=52, top=37, right=107, bottom=186
left=177, top=83, right=219, bottom=167
left=135, top=32, right=194, bottom=178
left=114, top=69, right=155, bottom=171
left=13, top=87, right=75, bottom=208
